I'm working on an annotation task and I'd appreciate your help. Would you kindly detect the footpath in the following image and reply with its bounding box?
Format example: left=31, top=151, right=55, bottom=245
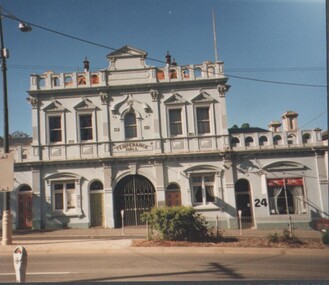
left=0, top=227, right=327, bottom=256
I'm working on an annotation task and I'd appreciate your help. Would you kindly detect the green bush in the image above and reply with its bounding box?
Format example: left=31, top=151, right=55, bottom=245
left=322, top=231, right=329, bottom=245
left=268, top=233, right=280, bottom=243
left=267, top=230, right=303, bottom=244
left=141, top=206, right=211, bottom=242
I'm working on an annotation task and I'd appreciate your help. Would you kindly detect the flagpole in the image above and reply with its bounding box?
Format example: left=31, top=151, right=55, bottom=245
left=212, top=9, right=218, bottom=62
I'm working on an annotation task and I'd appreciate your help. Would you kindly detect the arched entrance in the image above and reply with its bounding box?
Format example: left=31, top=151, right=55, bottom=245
left=89, top=180, right=104, bottom=227
left=18, top=185, right=33, bottom=229
left=165, top=183, right=182, bottom=207
left=235, top=179, right=253, bottom=228
left=114, top=175, right=156, bottom=228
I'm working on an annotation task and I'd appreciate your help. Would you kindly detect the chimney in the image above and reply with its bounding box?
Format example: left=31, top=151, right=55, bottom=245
left=165, top=51, right=171, bottom=65
left=268, top=121, right=281, bottom=132
left=83, top=57, right=90, bottom=72
left=281, top=111, right=298, bottom=131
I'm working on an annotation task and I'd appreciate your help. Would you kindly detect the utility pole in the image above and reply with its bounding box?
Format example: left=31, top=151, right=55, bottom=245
left=0, top=8, right=32, bottom=245
left=0, top=7, right=12, bottom=246
left=326, top=0, right=329, bottom=207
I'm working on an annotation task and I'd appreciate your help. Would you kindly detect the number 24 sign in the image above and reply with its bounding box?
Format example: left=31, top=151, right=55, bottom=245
left=254, top=198, right=268, bottom=207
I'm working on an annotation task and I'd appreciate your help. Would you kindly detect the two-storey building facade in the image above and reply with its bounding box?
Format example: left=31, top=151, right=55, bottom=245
left=3, top=45, right=328, bottom=230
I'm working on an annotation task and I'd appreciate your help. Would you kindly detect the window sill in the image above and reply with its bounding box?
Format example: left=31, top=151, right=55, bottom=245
left=193, top=203, right=221, bottom=211
left=52, top=209, right=79, bottom=217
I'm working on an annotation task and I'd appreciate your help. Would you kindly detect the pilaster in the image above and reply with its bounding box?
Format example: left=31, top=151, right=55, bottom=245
left=32, top=168, right=42, bottom=229
left=103, top=164, right=114, bottom=228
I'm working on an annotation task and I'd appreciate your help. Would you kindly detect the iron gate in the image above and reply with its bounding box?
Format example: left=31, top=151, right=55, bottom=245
left=114, top=175, right=156, bottom=227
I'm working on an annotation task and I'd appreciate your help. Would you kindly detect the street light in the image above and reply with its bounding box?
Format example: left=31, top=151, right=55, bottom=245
left=0, top=9, right=32, bottom=246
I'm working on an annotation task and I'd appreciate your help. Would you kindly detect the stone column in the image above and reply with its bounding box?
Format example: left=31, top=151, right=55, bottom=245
left=154, top=161, right=165, bottom=207
left=32, top=168, right=42, bottom=229
left=100, top=92, right=111, bottom=155
left=150, top=89, right=163, bottom=153
left=27, top=96, right=42, bottom=160
left=315, top=151, right=329, bottom=216
left=103, top=164, right=114, bottom=228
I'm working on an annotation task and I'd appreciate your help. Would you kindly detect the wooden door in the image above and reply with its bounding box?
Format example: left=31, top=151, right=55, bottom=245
left=18, top=193, right=33, bottom=229
left=90, top=193, right=104, bottom=227
left=165, top=191, right=182, bottom=207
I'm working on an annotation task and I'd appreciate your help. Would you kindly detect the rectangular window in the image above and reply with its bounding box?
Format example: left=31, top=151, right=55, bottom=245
left=53, top=182, right=76, bottom=212
left=49, top=116, right=62, bottom=143
left=79, top=114, right=93, bottom=141
left=267, top=178, right=306, bottom=215
left=191, top=174, right=215, bottom=205
left=124, top=113, right=137, bottom=139
left=196, top=107, right=210, bottom=134
left=54, top=183, right=64, bottom=210
left=169, top=109, right=182, bottom=136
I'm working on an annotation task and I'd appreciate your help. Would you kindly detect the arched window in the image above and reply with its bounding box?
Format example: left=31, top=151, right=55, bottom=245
left=245, top=136, right=254, bottom=147
left=90, top=180, right=104, bottom=191
left=273, top=135, right=282, bottom=145
left=165, top=183, right=182, bottom=207
left=124, top=112, right=137, bottom=139
left=19, top=184, right=32, bottom=192
left=78, top=75, right=86, bottom=85
left=65, top=76, right=73, bottom=87
left=182, top=69, right=190, bottom=79
left=170, top=69, right=177, bottom=79
left=208, top=67, right=215, bottom=77
left=259, top=136, right=268, bottom=146
left=231, top=137, right=240, bottom=147
left=53, top=77, right=60, bottom=87
left=39, top=78, right=45, bottom=88
left=157, top=70, right=165, bottom=80
left=302, top=133, right=311, bottom=144
left=194, top=68, right=202, bottom=78
left=287, top=134, right=296, bottom=145
left=91, top=75, right=99, bottom=85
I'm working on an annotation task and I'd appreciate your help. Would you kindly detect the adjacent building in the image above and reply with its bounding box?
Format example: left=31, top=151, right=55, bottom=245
left=1, top=45, right=328, bottom=230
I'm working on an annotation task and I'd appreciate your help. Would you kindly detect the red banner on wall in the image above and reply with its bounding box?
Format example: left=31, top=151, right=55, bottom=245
left=267, top=179, right=284, bottom=187
left=267, top=178, right=303, bottom=187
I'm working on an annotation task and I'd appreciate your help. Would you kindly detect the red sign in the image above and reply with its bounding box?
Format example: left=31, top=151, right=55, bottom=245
left=267, top=178, right=303, bottom=187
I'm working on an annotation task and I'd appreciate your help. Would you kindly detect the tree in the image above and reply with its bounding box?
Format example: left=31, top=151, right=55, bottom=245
left=10, top=131, right=30, bottom=138
left=240, top=123, right=250, bottom=129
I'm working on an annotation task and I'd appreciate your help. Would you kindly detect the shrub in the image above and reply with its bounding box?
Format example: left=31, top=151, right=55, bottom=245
left=321, top=231, right=329, bottom=245
left=141, top=206, right=211, bottom=242
left=267, top=230, right=303, bottom=245
left=268, top=233, right=280, bottom=243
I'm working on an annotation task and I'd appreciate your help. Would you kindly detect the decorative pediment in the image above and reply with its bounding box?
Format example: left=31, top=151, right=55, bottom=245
left=184, top=165, right=223, bottom=176
left=43, top=99, right=66, bottom=112
left=107, top=45, right=147, bottom=59
left=74, top=97, right=98, bottom=111
left=111, top=94, right=152, bottom=115
left=191, top=91, right=216, bottom=103
left=164, top=93, right=187, bottom=105
left=107, top=46, right=148, bottom=70
left=264, top=161, right=308, bottom=172
left=45, top=172, right=83, bottom=185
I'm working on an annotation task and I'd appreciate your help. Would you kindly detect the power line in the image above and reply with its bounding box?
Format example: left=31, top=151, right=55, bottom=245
left=2, top=11, right=327, bottom=88
left=226, top=67, right=325, bottom=72
left=300, top=110, right=327, bottom=129
left=225, top=73, right=326, bottom=88
left=7, top=63, right=326, bottom=74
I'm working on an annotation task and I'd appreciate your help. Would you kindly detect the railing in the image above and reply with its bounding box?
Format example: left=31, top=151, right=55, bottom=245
left=205, top=215, right=328, bottom=232
left=30, top=61, right=226, bottom=91
left=230, top=129, right=323, bottom=150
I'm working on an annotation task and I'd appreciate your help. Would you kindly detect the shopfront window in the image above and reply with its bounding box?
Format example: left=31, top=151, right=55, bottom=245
left=267, top=178, right=306, bottom=215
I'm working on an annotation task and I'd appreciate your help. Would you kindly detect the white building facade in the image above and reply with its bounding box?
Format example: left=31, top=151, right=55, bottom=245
left=3, top=46, right=328, bottom=230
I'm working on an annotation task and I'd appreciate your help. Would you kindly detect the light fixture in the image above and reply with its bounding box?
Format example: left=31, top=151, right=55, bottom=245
left=18, top=22, right=32, bottom=33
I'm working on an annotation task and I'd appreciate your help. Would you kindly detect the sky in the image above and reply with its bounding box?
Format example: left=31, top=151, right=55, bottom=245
left=0, top=0, right=327, bottom=136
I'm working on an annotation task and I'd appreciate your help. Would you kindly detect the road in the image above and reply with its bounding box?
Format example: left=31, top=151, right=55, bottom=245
left=0, top=248, right=328, bottom=283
